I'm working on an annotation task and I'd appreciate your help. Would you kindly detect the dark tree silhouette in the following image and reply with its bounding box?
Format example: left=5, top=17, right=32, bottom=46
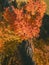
left=40, top=14, right=49, bottom=40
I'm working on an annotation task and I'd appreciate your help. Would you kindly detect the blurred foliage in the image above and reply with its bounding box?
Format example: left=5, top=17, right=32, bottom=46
left=0, top=0, right=49, bottom=65
left=33, top=39, right=49, bottom=65
left=44, top=0, right=49, bottom=15
left=0, top=12, right=23, bottom=65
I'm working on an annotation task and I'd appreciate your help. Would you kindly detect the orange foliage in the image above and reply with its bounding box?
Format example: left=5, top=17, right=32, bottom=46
left=0, top=38, right=4, bottom=52
left=3, top=0, right=46, bottom=40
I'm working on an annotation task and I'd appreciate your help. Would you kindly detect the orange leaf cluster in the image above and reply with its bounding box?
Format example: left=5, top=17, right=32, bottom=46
left=3, top=0, right=46, bottom=40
